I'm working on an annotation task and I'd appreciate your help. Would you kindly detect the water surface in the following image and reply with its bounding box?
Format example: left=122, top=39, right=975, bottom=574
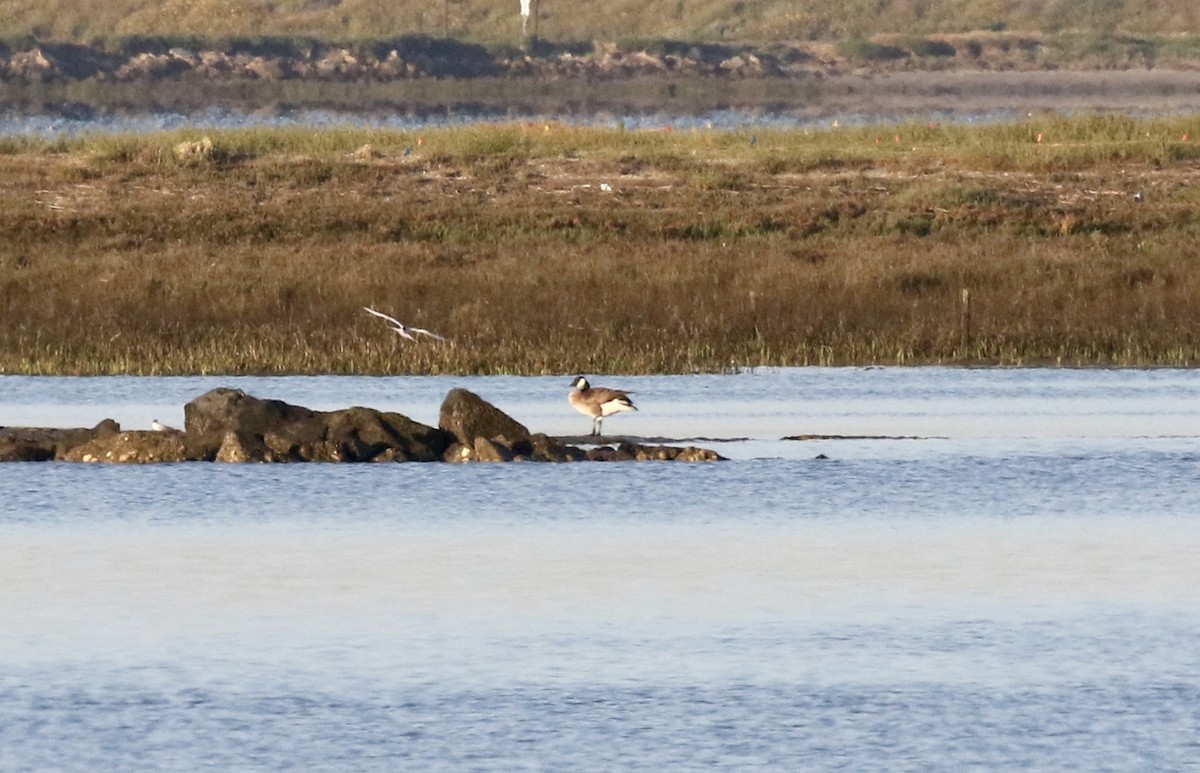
left=2, top=368, right=1199, bottom=770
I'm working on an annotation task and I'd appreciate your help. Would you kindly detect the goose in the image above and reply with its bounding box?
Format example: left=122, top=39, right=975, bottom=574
left=363, top=306, right=446, bottom=341
left=569, top=375, right=637, bottom=436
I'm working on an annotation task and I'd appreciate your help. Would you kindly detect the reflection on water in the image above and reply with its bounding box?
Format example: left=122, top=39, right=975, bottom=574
left=2, top=368, right=1200, bottom=769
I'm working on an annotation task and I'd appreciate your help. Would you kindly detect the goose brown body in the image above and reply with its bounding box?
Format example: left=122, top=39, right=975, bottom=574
left=569, top=375, right=637, bottom=436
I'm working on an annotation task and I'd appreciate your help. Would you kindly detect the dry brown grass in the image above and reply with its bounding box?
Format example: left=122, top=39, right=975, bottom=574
left=2, top=119, right=1200, bottom=374
left=6, top=0, right=1200, bottom=43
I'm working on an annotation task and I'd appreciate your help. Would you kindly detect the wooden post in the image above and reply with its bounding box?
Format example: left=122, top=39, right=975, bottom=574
left=960, top=288, right=972, bottom=354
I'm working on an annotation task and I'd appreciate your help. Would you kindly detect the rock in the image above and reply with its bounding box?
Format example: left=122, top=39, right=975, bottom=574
left=625, top=51, right=668, bottom=72
left=587, top=445, right=633, bottom=462
left=242, top=56, right=285, bottom=80
left=372, top=447, right=408, bottom=462
left=529, top=432, right=586, bottom=462
left=627, top=442, right=725, bottom=461
left=184, top=388, right=452, bottom=463
left=0, top=438, right=55, bottom=462
left=197, top=50, right=232, bottom=76
left=376, top=50, right=410, bottom=78
left=0, top=37, right=911, bottom=88
left=473, top=436, right=514, bottom=462
left=1, top=388, right=724, bottom=464
left=673, top=445, right=726, bottom=462
left=63, top=430, right=187, bottom=463
left=446, top=432, right=585, bottom=464
left=263, top=431, right=301, bottom=459
left=587, top=442, right=725, bottom=462
left=185, top=388, right=322, bottom=460
left=444, top=442, right=476, bottom=463
left=0, top=419, right=120, bottom=461
left=438, top=388, right=531, bottom=446
left=115, top=52, right=191, bottom=80
left=168, top=48, right=199, bottom=66
left=315, top=48, right=362, bottom=78
left=215, top=431, right=267, bottom=463
left=717, top=53, right=779, bottom=77
left=323, top=406, right=451, bottom=462
left=8, top=48, right=57, bottom=81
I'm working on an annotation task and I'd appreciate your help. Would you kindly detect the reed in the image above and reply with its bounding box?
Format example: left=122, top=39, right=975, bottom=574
left=3, top=117, right=1200, bottom=374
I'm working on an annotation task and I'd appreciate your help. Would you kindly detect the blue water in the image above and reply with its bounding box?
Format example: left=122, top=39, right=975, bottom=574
left=2, top=368, right=1200, bottom=770
left=0, top=106, right=1020, bottom=140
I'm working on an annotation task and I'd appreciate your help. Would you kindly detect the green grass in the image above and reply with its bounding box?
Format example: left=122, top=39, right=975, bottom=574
left=3, top=117, right=1200, bottom=374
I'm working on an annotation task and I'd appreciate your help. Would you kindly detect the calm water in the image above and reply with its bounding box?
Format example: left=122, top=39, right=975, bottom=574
left=3, top=368, right=1200, bottom=770
left=0, top=106, right=1018, bottom=140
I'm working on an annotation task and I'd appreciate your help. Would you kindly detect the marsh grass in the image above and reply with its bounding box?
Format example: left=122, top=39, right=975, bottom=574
left=3, top=117, right=1200, bottom=374
left=7, top=1, right=1200, bottom=46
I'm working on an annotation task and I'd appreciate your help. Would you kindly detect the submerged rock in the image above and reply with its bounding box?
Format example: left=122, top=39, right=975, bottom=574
left=628, top=443, right=725, bottom=462
left=583, top=441, right=724, bottom=462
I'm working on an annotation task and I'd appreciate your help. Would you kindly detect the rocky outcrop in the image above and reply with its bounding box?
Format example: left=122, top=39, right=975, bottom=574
left=0, top=419, right=120, bottom=461
left=439, top=387, right=530, bottom=445
left=184, top=387, right=320, bottom=460
left=62, top=430, right=187, bottom=463
left=1, top=387, right=724, bottom=463
left=438, top=387, right=590, bottom=462
left=324, top=405, right=453, bottom=462
left=184, top=387, right=453, bottom=462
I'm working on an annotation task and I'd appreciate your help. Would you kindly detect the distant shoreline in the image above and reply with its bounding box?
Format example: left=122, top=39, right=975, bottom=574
left=3, top=69, right=1199, bottom=126
left=2, top=33, right=1199, bottom=120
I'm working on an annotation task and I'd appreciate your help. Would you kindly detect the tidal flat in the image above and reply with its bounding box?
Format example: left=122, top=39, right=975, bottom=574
left=2, top=116, right=1199, bottom=375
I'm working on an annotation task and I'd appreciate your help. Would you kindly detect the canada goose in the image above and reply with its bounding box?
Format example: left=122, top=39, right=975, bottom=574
left=569, top=375, right=637, bottom=436
left=363, top=306, right=446, bottom=341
